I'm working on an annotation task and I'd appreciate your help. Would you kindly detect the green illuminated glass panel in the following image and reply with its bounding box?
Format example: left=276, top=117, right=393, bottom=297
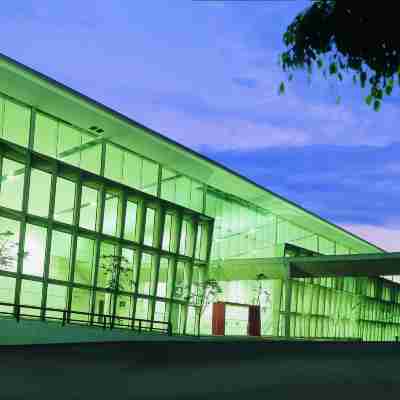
left=23, top=224, right=47, bottom=277
left=294, top=235, right=318, bottom=253
left=170, top=302, right=184, bottom=334
left=175, top=176, right=191, bottom=208
left=97, top=242, right=117, bottom=289
left=28, top=169, right=52, bottom=217
left=0, top=96, right=3, bottom=135
left=103, top=193, right=119, bottom=236
left=80, top=186, right=99, bottom=231
left=161, top=168, right=177, bottom=203
left=54, top=177, right=75, bottom=225
left=135, top=298, right=149, bottom=320
left=80, top=137, right=101, bottom=175
left=45, top=283, right=67, bottom=319
left=20, top=280, right=43, bottom=316
left=186, top=306, right=197, bottom=335
left=70, top=287, right=92, bottom=322
left=173, top=261, right=187, bottom=300
left=74, top=236, right=95, bottom=286
left=123, top=152, right=141, bottom=191
left=0, top=158, right=25, bottom=211
left=58, top=123, right=81, bottom=167
left=138, top=253, right=153, bottom=295
left=115, top=294, right=133, bottom=326
left=191, top=265, right=202, bottom=304
left=319, top=237, right=335, bottom=255
left=2, top=99, right=30, bottom=147
left=180, top=219, right=193, bottom=256
left=48, top=230, right=71, bottom=281
left=190, top=180, right=203, bottom=212
left=277, top=219, right=307, bottom=245
left=121, top=247, right=136, bottom=292
left=93, top=291, right=107, bottom=322
left=141, top=159, right=158, bottom=196
left=336, top=243, right=350, bottom=255
left=156, top=257, right=171, bottom=298
left=154, top=300, right=167, bottom=322
left=195, top=224, right=204, bottom=260
left=34, top=113, right=58, bottom=157
left=144, top=207, right=155, bottom=247
left=205, top=191, right=217, bottom=218
left=104, top=144, right=124, bottom=183
left=0, top=275, right=16, bottom=312
left=162, top=213, right=173, bottom=252
left=0, top=216, right=20, bottom=273
left=123, top=201, right=137, bottom=241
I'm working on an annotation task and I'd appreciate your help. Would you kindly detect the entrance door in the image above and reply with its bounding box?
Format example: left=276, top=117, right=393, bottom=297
left=212, top=302, right=226, bottom=335
left=248, top=305, right=261, bottom=336
left=225, top=304, right=249, bottom=335
left=212, top=302, right=262, bottom=336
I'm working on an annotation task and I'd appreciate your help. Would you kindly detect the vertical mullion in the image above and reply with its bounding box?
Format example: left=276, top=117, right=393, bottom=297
left=100, top=141, right=106, bottom=177
left=14, top=110, right=35, bottom=310
left=28, top=108, right=36, bottom=150
left=90, top=182, right=106, bottom=323
left=0, top=155, right=3, bottom=193
left=149, top=206, right=166, bottom=323
left=201, top=184, right=207, bottom=215
left=0, top=94, right=4, bottom=139
left=111, top=190, right=127, bottom=322
left=67, top=174, right=82, bottom=319
left=168, top=211, right=183, bottom=330
left=40, top=161, right=58, bottom=319
left=284, top=277, right=292, bottom=338
left=131, top=199, right=147, bottom=321
left=156, top=164, right=162, bottom=198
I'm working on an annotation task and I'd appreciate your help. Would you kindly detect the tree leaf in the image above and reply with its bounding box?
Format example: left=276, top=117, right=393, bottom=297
left=329, top=62, right=337, bottom=75
left=365, top=95, right=373, bottom=105
left=278, top=82, right=285, bottom=95
left=360, top=71, right=367, bottom=88
left=373, top=99, right=381, bottom=111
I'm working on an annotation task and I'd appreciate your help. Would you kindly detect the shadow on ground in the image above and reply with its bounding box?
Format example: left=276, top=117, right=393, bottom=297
left=1, top=340, right=399, bottom=399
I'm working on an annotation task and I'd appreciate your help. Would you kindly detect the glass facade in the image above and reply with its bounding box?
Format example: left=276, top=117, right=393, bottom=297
left=0, top=76, right=398, bottom=342
left=0, top=93, right=212, bottom=335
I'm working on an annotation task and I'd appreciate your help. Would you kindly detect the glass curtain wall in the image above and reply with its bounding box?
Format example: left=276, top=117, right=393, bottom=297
left=202, top=187, right=400, bottom=340
left=0, top=90, right=399, bottom=340
left=0, top=93, right=213, bottom=335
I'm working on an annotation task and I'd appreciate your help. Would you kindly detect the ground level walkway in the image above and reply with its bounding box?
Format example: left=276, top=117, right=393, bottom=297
left=1, top=339, right=400, bottom=399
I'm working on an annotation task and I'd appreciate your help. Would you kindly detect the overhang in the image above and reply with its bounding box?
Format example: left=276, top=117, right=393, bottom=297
left=212, top=253, right=400, bottom=280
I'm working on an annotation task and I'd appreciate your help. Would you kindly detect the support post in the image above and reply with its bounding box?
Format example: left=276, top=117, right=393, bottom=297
left=284, top=261, right=292, bottom=339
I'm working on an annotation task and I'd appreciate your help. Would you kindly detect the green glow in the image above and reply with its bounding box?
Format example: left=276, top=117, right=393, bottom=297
left=0, top=72, right=397, bottom=342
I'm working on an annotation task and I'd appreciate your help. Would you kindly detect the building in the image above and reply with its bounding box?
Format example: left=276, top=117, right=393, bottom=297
left=0, top=53, right=399, bottom=343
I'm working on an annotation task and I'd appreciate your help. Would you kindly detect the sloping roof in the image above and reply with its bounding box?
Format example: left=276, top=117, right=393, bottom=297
left=214, top=253, right=400, bottom=280
left=290, top=252, right=400, bottom=278
left=0, top=53, right=384, bottom=254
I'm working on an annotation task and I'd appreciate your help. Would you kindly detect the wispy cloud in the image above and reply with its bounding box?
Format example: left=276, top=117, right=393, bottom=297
left=341, top=224, right=400, bottom=252
left=232, top=77, right=259, bottom=89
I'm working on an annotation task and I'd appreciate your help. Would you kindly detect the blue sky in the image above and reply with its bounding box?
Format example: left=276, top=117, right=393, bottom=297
left=1, top=1, right=399, bottom=250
